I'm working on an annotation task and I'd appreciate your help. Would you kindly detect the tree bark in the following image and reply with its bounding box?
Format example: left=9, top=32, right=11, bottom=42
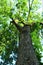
left=16, top=25, right=39, bottom=65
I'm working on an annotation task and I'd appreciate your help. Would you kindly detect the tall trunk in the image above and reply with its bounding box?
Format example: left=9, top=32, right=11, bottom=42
left=16, top=25, right=39, bottom=65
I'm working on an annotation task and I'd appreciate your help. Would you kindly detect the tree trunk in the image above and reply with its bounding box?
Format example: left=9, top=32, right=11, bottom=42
left=16, top=25, right=39, bottom=65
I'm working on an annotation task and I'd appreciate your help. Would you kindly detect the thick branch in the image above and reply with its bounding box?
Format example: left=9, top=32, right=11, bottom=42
left=10, top=18, right=43, bottom=32
left=30, top=22, right=43, bottom=32
left=30, top=22, right=43, bottom=26
left=10, top=18, right=22, bottom=31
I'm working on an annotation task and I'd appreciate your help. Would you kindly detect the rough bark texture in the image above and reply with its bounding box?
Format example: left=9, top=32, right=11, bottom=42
left=16, top=25, right=39, bottom=65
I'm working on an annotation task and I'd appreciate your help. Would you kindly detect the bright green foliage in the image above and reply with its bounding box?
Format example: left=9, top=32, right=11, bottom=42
left=0, top=23, right=18, bottom=54
left=31, top=23, right=42, bottom=63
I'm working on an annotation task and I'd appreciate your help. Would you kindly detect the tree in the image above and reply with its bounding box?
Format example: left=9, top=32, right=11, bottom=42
left=0, top=0, right=43, bottom=65
left=10, top=0, right=42, bottom=65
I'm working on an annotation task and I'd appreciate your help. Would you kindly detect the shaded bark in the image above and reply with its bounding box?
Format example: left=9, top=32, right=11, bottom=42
left=16, top=25, right=39, bottom=65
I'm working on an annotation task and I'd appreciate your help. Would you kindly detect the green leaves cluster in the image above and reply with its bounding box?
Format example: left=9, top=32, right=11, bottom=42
left=0, top=23, right=18, bottom=55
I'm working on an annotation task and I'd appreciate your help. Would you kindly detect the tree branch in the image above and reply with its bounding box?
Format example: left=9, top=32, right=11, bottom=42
left=30, top=22, right=43, bottom=26
left=27, top=0, right=30, bottom=21
left=29, top=0, right=30, bottom=15
left=10, top=18, right=22, bottom=31
left=30, top=0, right=34, bottom=9
left=27, top=0, right=34, bottom=21
left=30, top=22, right=43, bottom=32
